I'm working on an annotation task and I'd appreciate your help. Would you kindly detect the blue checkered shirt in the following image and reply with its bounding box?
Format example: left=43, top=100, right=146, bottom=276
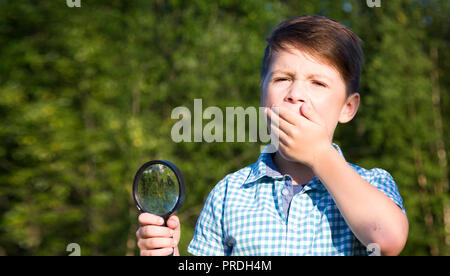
left=188, top=144, right=406, bottom=256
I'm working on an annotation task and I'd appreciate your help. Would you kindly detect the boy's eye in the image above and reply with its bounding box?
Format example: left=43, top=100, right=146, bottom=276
left=274, top=78, right=289, bottom=82
left=312, top=81, right=327, bottom=87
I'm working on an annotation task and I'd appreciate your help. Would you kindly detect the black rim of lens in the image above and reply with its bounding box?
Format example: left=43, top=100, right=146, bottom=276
left=133, top=160, right=185, bottom=220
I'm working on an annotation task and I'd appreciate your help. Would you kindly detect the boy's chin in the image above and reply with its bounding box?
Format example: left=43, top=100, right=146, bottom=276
left=275, top=149, right=301, bottom=164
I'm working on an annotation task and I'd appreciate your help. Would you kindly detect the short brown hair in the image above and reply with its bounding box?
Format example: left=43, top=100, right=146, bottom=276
left=261, top=15, right=364, bottom=95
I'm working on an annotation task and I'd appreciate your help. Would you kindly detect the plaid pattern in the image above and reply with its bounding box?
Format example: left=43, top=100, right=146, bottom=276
left=188, top=144, right=406, bottom=256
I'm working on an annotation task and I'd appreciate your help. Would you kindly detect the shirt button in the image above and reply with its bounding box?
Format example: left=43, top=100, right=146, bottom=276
left=282, top=188, right=289, bottom=196
left=226, top=237, right=236, bottom=247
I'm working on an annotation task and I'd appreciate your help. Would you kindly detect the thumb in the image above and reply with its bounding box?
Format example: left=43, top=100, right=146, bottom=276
left=300, top=102, right=321, bottom=124
left=167, top=214, right=180, bottom=229
left=167, top=214, right=181, bottom=237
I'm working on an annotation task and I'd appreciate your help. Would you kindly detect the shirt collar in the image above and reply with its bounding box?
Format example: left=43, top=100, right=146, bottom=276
left=242, top=143, right=345, bottom=192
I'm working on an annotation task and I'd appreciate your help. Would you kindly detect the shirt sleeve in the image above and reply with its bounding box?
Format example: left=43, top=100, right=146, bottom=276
left=187, top=178, right=229, bottom=256
left=368, top=168, right=406, bottom=215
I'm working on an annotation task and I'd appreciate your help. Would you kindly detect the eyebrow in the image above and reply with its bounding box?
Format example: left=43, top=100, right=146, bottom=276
left=308, top=74, right=332, bottom=83
left=270, top=70, right=295, bottom=78
left=271, top=69, right=293, bottom=75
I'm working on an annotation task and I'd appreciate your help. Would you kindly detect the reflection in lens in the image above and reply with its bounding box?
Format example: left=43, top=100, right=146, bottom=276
left=137, top=164, right=179, bottom=216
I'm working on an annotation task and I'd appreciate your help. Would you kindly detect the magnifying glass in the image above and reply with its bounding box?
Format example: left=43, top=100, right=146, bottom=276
left=133, top=160, right=186, bottom=255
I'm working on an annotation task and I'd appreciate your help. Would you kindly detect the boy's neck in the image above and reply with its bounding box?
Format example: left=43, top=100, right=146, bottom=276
left=273, top=151, right=315, bottom=185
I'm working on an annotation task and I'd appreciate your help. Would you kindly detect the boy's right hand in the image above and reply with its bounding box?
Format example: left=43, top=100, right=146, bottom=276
left=136, top=213, right=180, bottom=256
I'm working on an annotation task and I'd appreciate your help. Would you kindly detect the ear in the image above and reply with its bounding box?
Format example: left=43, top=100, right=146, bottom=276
left=338, top=92, right=360, bottom=124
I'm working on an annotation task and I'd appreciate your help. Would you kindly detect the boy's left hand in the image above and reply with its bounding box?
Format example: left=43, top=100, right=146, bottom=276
left=266, top=103, right=332, bottom=168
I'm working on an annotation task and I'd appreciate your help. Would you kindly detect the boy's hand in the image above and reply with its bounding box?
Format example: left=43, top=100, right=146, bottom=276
left=266, top=103, right=332, bottom=168
left=136, top=213, right=180, bottom=256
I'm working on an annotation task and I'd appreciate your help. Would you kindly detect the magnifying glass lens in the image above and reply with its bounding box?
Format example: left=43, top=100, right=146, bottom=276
left=136, top=164, right=179, bottom=216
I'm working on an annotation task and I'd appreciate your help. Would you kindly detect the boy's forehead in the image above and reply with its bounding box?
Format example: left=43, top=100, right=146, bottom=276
left=269, top=48, right=341, bottom=80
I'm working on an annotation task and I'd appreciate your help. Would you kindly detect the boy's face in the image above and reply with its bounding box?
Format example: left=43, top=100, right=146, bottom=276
left=261, top=47, right=360, bottom=140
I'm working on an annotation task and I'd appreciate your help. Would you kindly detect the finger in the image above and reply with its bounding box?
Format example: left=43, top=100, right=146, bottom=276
left=266, top=108, right=295, bottom=137
left=275, top=106, right=301, bottom=126
left=167, top=214, right=181, bottom=246
left=140, top=248, right=174, bottom=256
left=166, top=214, right=180, bottom=230
left=269, top=120, right=291, bottom=146
left=138, top=237, right=175, bottom=250
left=137, top=225, right=174, bottom=239
left=138, top=213, right=165, bottom=226
left=266, top=106, right=296, bottom=127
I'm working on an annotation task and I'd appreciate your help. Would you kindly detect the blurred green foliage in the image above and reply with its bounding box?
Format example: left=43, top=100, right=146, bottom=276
left=0, top=0, right=448, bottom=256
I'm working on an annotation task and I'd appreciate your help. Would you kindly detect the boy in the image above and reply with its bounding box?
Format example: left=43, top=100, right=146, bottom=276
left=136, top=15, right=409, bottom=256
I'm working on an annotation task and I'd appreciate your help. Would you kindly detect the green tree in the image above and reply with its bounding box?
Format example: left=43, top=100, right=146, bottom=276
left=0, top=0, right=447, bottom=256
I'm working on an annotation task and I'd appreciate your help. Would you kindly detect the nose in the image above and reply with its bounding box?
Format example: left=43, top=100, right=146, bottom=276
left=284, top=81, right=308, bottom=104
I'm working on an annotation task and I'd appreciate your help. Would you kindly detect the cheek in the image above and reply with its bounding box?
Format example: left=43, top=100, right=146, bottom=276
left=308, top=87, right=331, bottom=103
left=313, top=99, right=344, bottom=135
left=261, top=88, right=272, bottom=107
left=262, top=86, right=285, bottom=108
